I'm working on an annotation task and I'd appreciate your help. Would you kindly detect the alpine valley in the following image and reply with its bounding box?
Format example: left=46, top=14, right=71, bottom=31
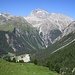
left=0, top=9, right=75, bottom=75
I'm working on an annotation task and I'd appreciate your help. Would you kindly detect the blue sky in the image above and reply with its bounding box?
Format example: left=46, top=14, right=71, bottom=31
left=0, top=0, right=75, bottom=20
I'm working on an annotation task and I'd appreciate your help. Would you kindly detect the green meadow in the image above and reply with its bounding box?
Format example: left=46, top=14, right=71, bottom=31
left=0, top=58, right=58, bottom=75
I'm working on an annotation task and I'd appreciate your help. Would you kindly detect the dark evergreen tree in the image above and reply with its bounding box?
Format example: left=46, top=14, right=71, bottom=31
left=46, top=61, right=50, bottom=67
left=34, top=59, right=37, bottom=65
left=54, top=64, right=60, bottom=73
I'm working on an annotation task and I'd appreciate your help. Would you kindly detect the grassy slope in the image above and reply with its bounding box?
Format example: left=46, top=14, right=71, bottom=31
left=41, top=40, right=75, bottom=74
left=48, top=41, right=75, bottom=68
left=0, top=59, right=58, bottom=75
left=31, top=32, right=75, bottom=74
left=0, top=17, right=45, bottom=55
left=31, top=32, right=75, bottom=63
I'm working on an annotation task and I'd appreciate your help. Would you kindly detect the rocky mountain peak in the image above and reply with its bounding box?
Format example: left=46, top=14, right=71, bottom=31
left=1, top=12, right=13, bottom=20
left=25, top=9, right=74, bottom=47
left=50, top=13, right=73, bottom=21
left=1, top=12, right=10, bottom=16
left=29, top=9, right=49, bottom=18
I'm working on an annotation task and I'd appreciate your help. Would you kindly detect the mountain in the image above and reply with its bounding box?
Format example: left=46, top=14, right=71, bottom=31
left=0, top=9, right=73, bottom=56
left=0, top=9, right=74, bottom=56
left=29, top=9, right=49, bottom=19
left=62, top=21, right=75, bottom=36
left=0, top=13, right=45, bottom=55
left=53, top=21, right=75, bottom=43
left=0, top=9, right=75, bottom=74
left=25, top=9, right=73, bottom=46
left=31, top=21, right=75, bottom=60
left=31, top=21, right=75, bottom=74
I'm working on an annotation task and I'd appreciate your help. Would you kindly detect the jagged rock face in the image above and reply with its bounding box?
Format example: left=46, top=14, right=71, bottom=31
left=53, top=21, right=75, bottom=43
left=62, top=21, right=75, bottom=36
left=0, top=12, right=14, bottom=25
left=30, top=9, right=49, bottom=18
left=25, top=9, right=73, bottom=46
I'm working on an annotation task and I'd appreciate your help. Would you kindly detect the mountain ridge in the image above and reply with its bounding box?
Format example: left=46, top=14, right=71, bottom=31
left=0, top=13, right=46, bottom=55
left=0, top=9, right=74, bottom=55
left=25, top=9, right=73, bottom=46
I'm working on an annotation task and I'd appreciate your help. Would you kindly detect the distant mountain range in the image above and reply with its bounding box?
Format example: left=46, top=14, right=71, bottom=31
left=0, top=9, right=74, bottom=55
left=0, top=9, right=75, bottom=74
left=25, top=9, right=73, bottom=46
left=0, top=12, right=45, bottom=55
left=31, top=21, right=75, bottom=61
left=31, top=18, right=75, bottom=74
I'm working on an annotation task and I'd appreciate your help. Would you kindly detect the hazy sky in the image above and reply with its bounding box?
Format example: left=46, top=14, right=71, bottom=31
left=0, top=0, right=75, bottom=19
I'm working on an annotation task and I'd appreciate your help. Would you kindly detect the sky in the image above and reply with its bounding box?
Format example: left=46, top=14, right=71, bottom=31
left=0, top=0, right=75, bottom=20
